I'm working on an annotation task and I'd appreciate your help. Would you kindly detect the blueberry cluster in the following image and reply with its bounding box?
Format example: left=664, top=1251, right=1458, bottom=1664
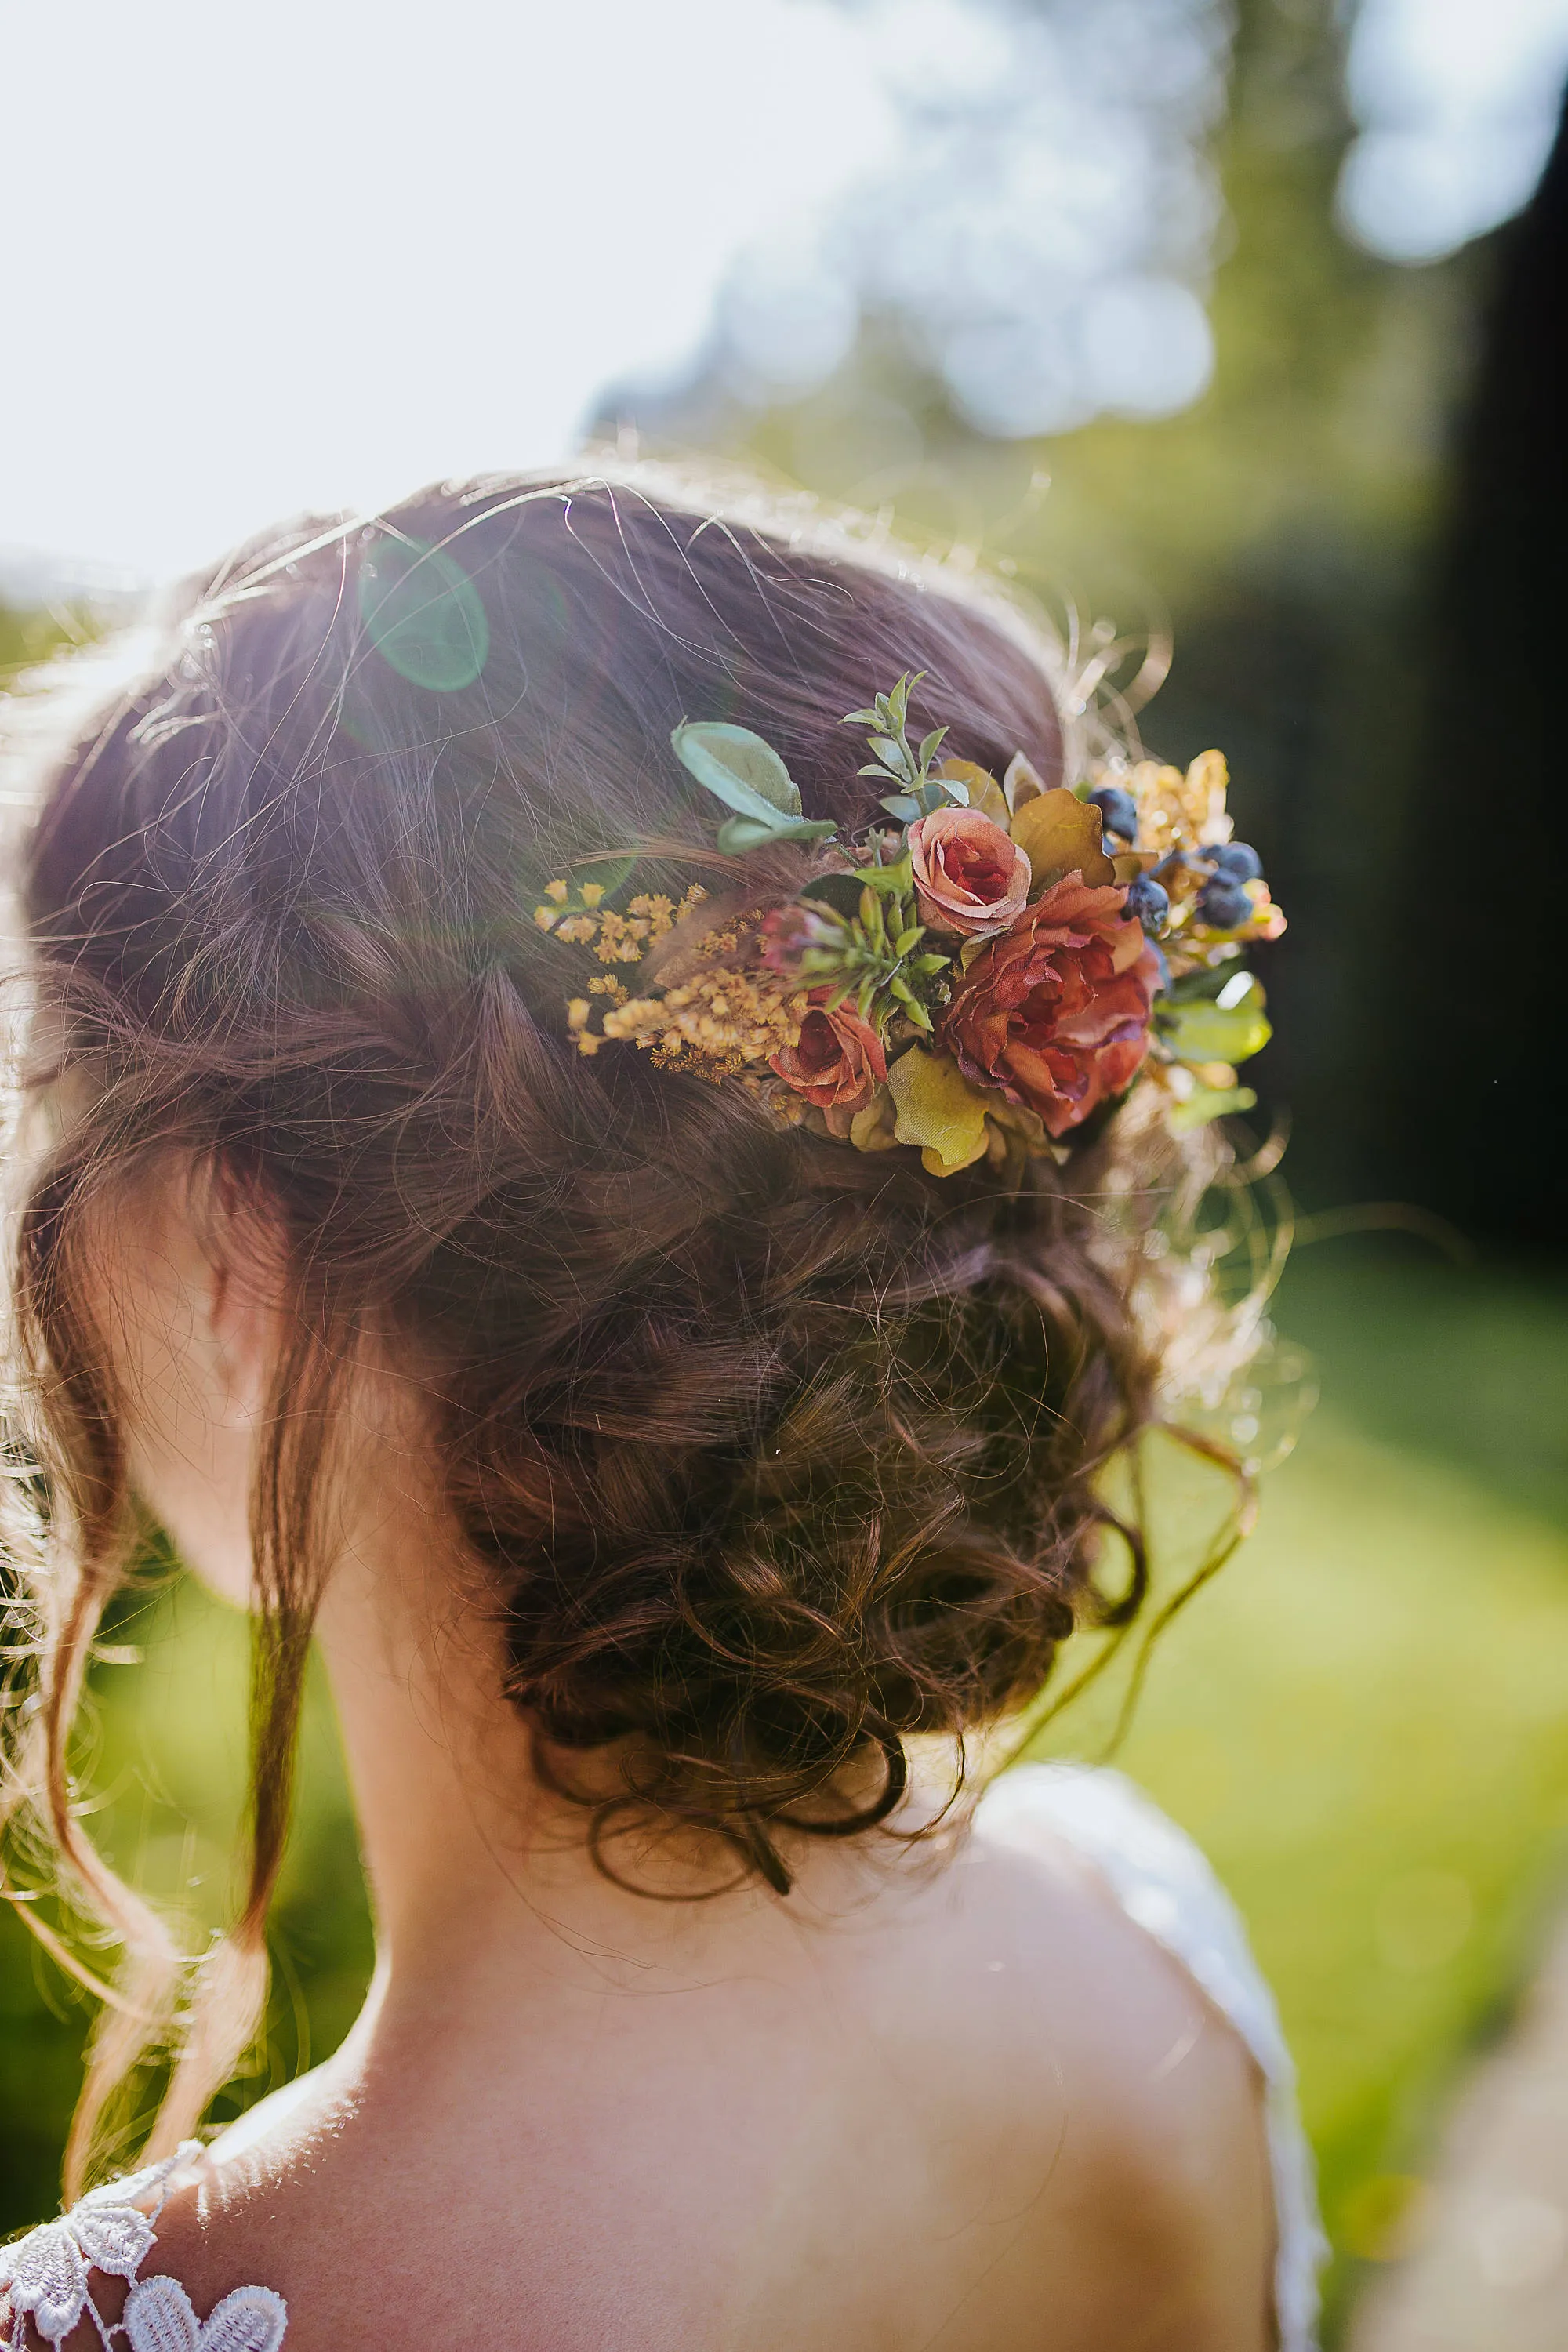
left=1087, top=784, right=1140, bottom=846
left=1192, top=840, right=1261, bottom=930
left=1089, top=786, right=1269, bottom=940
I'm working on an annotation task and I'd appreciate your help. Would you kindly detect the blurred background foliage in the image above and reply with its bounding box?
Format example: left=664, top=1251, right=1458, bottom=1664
left=2, top=0, right=1565, bottom=2340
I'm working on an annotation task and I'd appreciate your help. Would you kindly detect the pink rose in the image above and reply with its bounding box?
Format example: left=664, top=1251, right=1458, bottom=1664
left=771, top=990, right=887, bottom=1114
left=908, top=806, right=1032, bottom=938
left=940, top=874, right=1159, bottom=1137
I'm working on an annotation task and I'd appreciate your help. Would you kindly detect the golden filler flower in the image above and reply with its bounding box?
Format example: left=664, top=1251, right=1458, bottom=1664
left=536, top=672, right=1285, bottom=1178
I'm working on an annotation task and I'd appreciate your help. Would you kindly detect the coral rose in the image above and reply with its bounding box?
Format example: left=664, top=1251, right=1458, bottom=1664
left=771, top=989, right=887, bottom=1116
left=908, top=806, right=1031, bottom=937
left=941, top=875, right=1160, bottom=1136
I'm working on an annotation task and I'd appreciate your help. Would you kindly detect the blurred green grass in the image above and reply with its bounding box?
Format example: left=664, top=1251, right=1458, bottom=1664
left=4, top=1245, right=1566, bottom=2349
left=1036, top=1244, right=1568, bottom=2334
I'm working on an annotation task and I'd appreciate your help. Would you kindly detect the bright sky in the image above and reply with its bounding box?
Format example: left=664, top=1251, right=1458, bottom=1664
left=0, top=0, right=891, bottom=583
left=1341, top=0, right=1568, bottom=261
left=5, top=0, right=1566, bottom=586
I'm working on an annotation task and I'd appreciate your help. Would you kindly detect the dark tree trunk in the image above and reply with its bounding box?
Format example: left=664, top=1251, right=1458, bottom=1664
left=1379, top=89, right=1568, bottom=1245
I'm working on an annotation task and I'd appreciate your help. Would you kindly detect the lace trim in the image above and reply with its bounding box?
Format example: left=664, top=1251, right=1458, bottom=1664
left=0, top=2146, right=287, bottom=2352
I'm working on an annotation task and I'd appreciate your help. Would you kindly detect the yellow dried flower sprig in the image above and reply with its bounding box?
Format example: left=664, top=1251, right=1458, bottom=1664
left=539, top=880, right=804, bottom=1077
left=534, top=879, right=703, bottom=966
left=534, top=685, right=1287, bottom=1162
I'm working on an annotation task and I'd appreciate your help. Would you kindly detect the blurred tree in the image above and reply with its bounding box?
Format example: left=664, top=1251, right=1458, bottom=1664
left=1377, top=85, right=1568, bottom=1248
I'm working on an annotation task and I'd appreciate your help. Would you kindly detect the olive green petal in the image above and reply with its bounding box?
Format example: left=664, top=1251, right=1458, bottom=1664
left=886, top=1047, right=992, bottom=1176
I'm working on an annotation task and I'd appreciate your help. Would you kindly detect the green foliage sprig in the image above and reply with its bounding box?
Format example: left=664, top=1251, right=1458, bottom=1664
left=793, top=858, right=949, bottom=1035
left=843, top=671, right=964, bottom=822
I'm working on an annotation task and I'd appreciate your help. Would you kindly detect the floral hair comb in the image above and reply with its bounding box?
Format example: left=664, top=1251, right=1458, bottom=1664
left=535, top=674, right=1284, bottom=1177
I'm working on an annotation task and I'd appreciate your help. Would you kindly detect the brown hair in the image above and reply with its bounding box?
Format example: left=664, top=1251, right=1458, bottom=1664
left=2, top=467, right=1251, bottom=2190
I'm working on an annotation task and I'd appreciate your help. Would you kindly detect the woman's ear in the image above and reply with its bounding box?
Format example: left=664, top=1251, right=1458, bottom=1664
left=107, top=1158, right=285, bottom=1608
left=201, top=1161, right=287, bottom=1427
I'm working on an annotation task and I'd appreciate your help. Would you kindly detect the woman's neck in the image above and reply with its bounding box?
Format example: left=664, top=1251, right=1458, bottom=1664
left=308, top=1465, right=869, bottom=2042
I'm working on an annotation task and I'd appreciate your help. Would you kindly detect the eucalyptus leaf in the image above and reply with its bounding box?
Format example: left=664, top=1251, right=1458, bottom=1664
left=670, top=721, right=802, bottom=825
left=716, top=812, right=836, bottom=855
left=800, top=872, right=865, bottom=917
left=880, top=794, right=922, bottom=822
left=715, top=814, right=788, bottom=855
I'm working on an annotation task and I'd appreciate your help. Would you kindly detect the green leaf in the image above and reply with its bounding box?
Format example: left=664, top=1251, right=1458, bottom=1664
left=800, top=872, right=864, bottom=918
left=842, top=704, right=883, bottom=728
left=917, top=728, right=949, bottom=766
left=713, top=812, right=836, bottom=855
left=671, top=721, right=802, bottom=826
left=1166, top=960, right=1244, bottom=1003
left=913, top=779, right=967, bottom=813
left=564, top=851, right=639, bottom=902
left=887, top=971, right=932, bottom=1027
left=858, top=855, right=915, bottom=894
left=1159, top=982, right=1272, bottom=1066
left=715, top=813, right=787, bottom=855
left=880, top=794, right=922, bottom=822
left=1167, top=1083, right=1258, bottom=1133
left=887, top=1047, right=991, bottom=1175
left=892, top=925, right=923, bottom=956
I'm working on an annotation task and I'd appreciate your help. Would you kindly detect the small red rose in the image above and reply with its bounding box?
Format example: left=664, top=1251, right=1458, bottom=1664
left=941, top=874, right=1159, bottom=1136
left=771, top=990, right=887, bottom=1114
left=908, top=806, right=1032, bottom=937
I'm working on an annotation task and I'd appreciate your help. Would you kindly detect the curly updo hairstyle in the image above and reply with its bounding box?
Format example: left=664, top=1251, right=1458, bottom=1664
left=3, top=469, right=1239, bottom=2186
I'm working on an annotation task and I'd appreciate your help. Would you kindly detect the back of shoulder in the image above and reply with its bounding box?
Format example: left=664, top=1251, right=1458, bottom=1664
left=942, top=1765, right=1278, bottom=2350
left=0, top=2145, right=288, bottom=2352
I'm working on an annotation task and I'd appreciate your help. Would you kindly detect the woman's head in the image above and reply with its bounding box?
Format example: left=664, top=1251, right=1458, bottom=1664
left=3, top=466, right=1239, bottom=2182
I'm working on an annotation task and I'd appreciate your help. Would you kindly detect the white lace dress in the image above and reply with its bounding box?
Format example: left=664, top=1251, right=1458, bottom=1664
left=1, top=1764, right=1325, bottom=2351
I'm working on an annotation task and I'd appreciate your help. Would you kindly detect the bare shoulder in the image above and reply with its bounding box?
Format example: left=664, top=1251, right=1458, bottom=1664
left=4, top=1785, right=1280, bottom=2352
left=889, top=1772, right=1277, bottom=2350
left=0, top=2130, right=296, bottom=2352
left=32, top=2080, right=344, bottom=2352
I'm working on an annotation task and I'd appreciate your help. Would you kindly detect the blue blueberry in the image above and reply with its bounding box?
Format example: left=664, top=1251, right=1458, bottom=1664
left=1196, top=878, right=1254, bottom=929
left=1126, top=873, right=1170, bottom=935
left=1088, top=785, right=1140, bottom=844
left=1208, top=840, right=1262, bottom=883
